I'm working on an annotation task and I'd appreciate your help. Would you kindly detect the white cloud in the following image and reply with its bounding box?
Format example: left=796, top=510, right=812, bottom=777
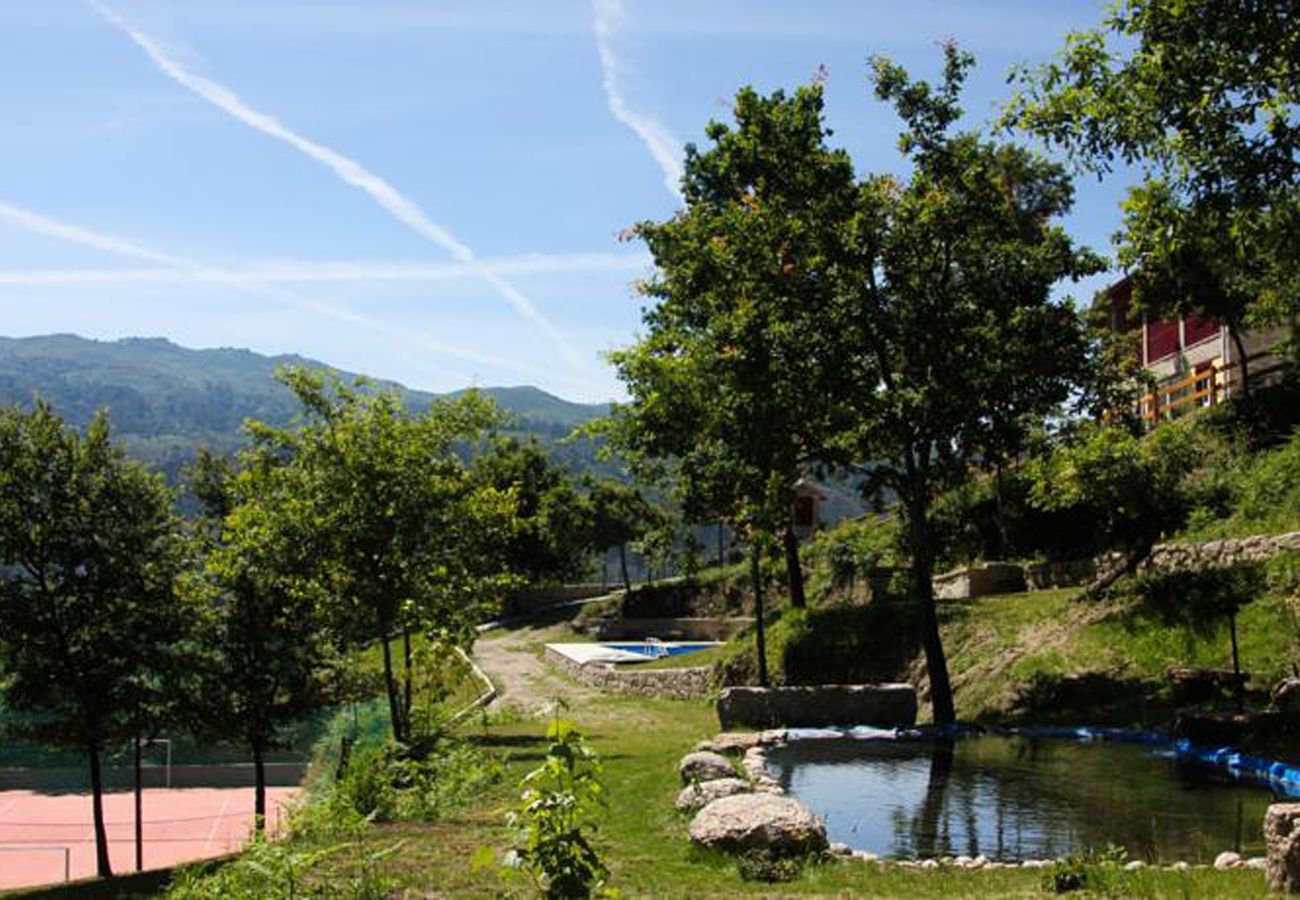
left=592, top=0, right=684, bottom=202
left=0, top=199, right=599, bottom=392
left=0, top=252, right=652, bottom=287
left=86, top=0, right=586, bottom=371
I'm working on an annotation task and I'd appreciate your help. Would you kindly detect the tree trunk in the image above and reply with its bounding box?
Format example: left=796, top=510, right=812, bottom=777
left=993, top=462, right=1009, bottom=559
left=134, top=734, right=143, bottom=872
left=1229, top=609, right=1244, bottom=714
left=253, top=741, right=267, bottom=831
left=783, top=524, right=807, bottom=609
left=1230, top=326, right=1252, bottom=399
left=87, top=741, right=113, bottom=878
left=402, top=626, right=414, bottom=737
left=750, top=544, right=769, bottom=687
left=908, top=499, right=955, bottom=726
left=380, top=633, right=406, bottom=744
left=618, top=543, right=631, bottom=592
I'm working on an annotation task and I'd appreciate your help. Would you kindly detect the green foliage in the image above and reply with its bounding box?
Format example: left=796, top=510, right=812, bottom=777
left=1042, top=844, right=1130, bottom=895
left=1130, top=564, right=1265, bottom=631
left=735, top=848, right=807, bottom=883
left=473, top=437, right=590, bottom=584
left=167, top=801, right=401, bottom=900
left=330, top=738, right=502, bottom=824
left=1026, top=422, right=1206, bottom=555
left=0, top=402, right=198, bottom=876
left=504, top=719, right=612, bottom=899
left=1005, top=0, right=1300, bottom=372
left=249, top=367, right=519, bottom=744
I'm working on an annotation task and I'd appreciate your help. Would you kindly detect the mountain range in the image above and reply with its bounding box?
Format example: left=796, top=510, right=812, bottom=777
left=0, top=334, right=609, bottom=480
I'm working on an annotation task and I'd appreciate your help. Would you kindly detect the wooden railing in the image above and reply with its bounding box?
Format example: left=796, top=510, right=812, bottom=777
left=1139, top=351, right=1288, bottom=424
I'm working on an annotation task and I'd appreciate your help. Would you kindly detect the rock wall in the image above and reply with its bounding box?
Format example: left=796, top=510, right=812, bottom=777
left=544, top=646, right=713, bottom=699
left=717, top=684, right=918, bottom=729
left=590, top=617, right=752, bottom=641
left=1143, top=531, right=1300, bottom=572
left=933, top=563, right=1027, bottom=600
left=1023, top=532, right=1300, bottom=591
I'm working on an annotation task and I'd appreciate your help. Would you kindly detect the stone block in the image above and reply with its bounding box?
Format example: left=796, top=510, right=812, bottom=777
left=717, top=684, right=917, bottom=729
left=1266, top=803, right=1300, bottom=892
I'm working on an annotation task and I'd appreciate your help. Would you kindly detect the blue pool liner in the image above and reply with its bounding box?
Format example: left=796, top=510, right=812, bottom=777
left=780, top=723, right=1300, bottom=799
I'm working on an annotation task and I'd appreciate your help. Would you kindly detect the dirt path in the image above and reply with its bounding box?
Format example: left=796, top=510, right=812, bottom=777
left=472, top=625, right=597, bottom=715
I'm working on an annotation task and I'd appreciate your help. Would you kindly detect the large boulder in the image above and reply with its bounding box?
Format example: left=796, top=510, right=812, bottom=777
left=678, top=750, right=735, bottom=784
left=675, top=777, right=752, bottom=812
left=717, top=684, right=917, bottom=729
left=689, top=793, right=828, bottom=856
left=1267, top=803, right=1300, bottom=893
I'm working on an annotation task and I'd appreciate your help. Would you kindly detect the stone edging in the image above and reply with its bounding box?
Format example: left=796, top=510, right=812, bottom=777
left=544, top=645, right=712, bottom=699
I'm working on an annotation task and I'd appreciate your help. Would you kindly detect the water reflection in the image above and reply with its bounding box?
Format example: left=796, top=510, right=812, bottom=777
left=766, top=736, right=1278, bottom=862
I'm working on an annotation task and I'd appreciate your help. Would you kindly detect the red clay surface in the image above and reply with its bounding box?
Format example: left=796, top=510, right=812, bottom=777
left=0, top=786, right=298, bottom=890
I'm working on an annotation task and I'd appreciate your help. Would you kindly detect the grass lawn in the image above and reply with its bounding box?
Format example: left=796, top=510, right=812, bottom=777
left=236, top=627, right=1272, bottom=899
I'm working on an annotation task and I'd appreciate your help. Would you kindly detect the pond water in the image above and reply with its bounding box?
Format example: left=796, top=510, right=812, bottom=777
left=764, top=735, right=1285, bottom=862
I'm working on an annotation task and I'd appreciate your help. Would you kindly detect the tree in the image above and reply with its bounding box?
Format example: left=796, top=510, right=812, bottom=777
left=190, top=449, right=332, bottom=827
left=1004, top=0, right=1300, bottom=393
left=582, top=477, right=655, bottom=592
left=834, top=47, right=1103, bottom=724
left=0, top=404, right=187, bottom=877
left=473, top=437, right=589, bottom=585
left=251, top=368, right=516, bottom=745
left=1024, top=421, right=1203, bottom=595
left=608, top=83, right=858, bottom=680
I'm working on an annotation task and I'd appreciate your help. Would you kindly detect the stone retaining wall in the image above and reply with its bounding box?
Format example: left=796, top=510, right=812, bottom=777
left=1143, top=531, right=1300, bottom=572
left=544, top=646, right=713, bottom=699
left=933, top=563, right=1026, bottom=600
left=1022, top=532, right=1300, bottom=590
left=506, top=583, right=614, bottom=615
left=591, top=617, right=752, bottom=641
left=717, top=684, right=918, bottom=729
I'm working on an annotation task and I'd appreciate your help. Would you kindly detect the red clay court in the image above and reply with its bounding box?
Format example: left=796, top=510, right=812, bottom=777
left=0, top=786, right=298, bottom=890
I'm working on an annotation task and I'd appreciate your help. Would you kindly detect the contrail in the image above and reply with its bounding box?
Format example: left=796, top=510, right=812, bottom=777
left=0, top=251, right=652, bottom=286
left=0, top=200, right=591, bottom=391
left=86, top=0, right=585, bottom=370
left=592, top=0, right=683, bottom=202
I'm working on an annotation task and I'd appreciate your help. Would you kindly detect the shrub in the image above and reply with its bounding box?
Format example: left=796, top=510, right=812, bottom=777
left=1041, top=845, right=1130, bottom=895
left=331, top=737, right=502, bottom=823
left=504, top=719, right=611, bottom=899
left=735, top=848, right=806, bottom=883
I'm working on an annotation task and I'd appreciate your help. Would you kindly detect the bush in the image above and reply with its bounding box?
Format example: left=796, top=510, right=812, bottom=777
left=735, top=848, right=806, bottom=883
left=331, top=737, right=502, bottom=823
left=1041, top=845, right=1130, bottom=895
left=504, top=719, right=611, bottom=899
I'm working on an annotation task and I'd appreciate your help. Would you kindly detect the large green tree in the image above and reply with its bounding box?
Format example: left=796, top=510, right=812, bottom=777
left=252, top=368, right=516, bottom=744
left=190, top=448, right=332, bottom=827
left=1004, top=0, right=1300, bottom=392
left=836, top=47, right=1103, bottom=724
left=473, top=437, right=589, bottom=585
left=0, top=404, right=188, bottom=877
left=609, top=84, right=858, bottom=681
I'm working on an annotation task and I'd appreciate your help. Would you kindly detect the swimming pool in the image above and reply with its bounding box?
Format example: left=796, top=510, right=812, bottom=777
left=604, top=641, right=718, bottom=658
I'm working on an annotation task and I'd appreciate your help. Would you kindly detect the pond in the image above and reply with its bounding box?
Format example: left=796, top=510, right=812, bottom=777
left=764, top=735, right=1289, bottom=862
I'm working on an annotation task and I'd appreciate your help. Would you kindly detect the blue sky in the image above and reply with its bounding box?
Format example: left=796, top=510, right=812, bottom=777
left=0, top=1, right=1133, bottom=402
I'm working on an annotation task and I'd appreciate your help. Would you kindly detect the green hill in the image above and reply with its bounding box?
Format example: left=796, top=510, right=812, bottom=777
left=0, top=334, right=608, bottom=480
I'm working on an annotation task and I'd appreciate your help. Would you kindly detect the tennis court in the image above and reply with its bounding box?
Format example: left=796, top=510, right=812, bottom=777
left=0, top=786, right=298, bottom=890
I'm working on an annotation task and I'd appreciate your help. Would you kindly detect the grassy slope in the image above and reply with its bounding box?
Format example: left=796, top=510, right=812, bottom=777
left=941, top=582, right=1298, bottom=723
left=278, top=661, right=1271, bottom=898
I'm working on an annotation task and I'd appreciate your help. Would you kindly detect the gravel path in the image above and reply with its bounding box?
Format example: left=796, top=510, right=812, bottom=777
left=472, top=625, right=597, bottom=715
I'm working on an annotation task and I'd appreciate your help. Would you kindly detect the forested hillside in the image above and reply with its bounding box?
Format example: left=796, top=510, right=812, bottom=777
left=0, top=334, right=608, bottom=481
